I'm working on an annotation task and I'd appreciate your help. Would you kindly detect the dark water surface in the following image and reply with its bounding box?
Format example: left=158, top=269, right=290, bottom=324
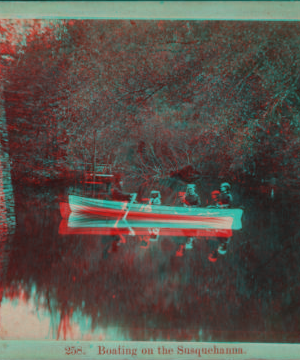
left=2, top=185, right=300, bottom=342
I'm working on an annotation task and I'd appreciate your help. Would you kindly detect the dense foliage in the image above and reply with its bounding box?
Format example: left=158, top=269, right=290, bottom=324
left=2, top=20, right=300, bottom=187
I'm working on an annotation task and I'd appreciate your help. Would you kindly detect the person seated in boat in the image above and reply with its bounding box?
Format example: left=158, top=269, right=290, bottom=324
left=184, top=184, right=201, bottom=207
left=208, top=183, right=233, bottom=262
left=219, top=182, right=233, bottom=208
left=175, top=191, right=188, bottom=207
left=149, top=190, right=161, bottom=205
left=183, top=185, right=200, bottom=250
left=207, top=190, right=221, bottom=208
left=110, top=174, right=132, bottom=202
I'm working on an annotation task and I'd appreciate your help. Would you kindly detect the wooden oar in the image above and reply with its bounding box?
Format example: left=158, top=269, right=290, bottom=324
left=113, top=201, right=132, bottom=240
left=122, top=193, right=137, bottom=234
left=123, top=193, right=137, bottom=220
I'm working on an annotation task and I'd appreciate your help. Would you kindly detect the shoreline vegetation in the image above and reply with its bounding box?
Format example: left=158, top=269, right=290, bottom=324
left=0, top=21, right=300, bottom=192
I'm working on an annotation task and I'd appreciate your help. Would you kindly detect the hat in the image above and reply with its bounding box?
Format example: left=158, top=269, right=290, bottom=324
left=186, top=184, right=196, bottom=189
left=220, top=182, right=231, bottom=190
left=150, top=190, right=161, bottom=198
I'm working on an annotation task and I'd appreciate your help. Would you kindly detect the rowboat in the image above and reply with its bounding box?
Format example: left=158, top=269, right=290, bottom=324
left=60, top=195, right=243, bottom=231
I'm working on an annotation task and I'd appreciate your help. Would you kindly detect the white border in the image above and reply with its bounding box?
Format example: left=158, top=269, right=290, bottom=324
left=0, top=1, right=299, bottom=20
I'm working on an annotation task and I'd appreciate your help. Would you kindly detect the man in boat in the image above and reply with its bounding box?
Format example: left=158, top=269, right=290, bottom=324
left=110, top=174, right=132, bottom=202
left=138, top=190, right=161, bottom=247
left=184, top=184, right=201, bottom=207
left=149, top=190, right=162, bottom=205
left=184, top=184, right=201, bottom=250
left=148, top=190, right=161, bottom=241
left=209, top=183, right=233, bottom=262
left=218, top=182, right=233, bottom=254
left=219, top=182, right=233, bottom=208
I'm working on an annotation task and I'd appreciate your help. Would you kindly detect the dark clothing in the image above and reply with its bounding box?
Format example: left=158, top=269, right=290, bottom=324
left=185, top=193, right=201, bottom=207
left=174, top=197, right=186, bottom=207
left=219, top=192, right=233, bottom=207
left=207, top=203, right=220, bottom=208
left=111, top=184, right=131, bottom=201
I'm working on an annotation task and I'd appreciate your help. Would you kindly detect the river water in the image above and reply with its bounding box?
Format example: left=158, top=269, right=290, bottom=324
left=1, top=184, right=300, bottom=342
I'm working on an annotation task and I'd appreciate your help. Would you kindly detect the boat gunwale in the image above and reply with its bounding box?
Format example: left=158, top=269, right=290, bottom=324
left=69, top=194, right=243, bottom=217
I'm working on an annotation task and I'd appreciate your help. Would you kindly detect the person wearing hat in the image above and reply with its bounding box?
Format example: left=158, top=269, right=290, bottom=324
left=216, top=182, right=233, bottom=257
left=208, top=183, right=233, bottom=262
left=147, top=190, right=161, bottom=242
left=219, top=182, right=233, bottom=208
left=149, top=190, right=162, bottom=205
left=184, top=184, right=201, bottom=207
left=184, top=184, right=201, bottom=251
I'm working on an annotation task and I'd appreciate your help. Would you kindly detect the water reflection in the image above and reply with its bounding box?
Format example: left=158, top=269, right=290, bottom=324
left=59, top=218, right=233, bottom=238
left=0, top=154, right=16, bottom=335
left=0, top=230, right=12, bottom=332
left=2, top=186, right=300, bottom=342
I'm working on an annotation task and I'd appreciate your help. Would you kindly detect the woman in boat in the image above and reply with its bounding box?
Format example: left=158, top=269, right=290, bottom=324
left=207, top=190, right=221, bottom=208
left=173, top=191, right=187, bottom=207
left=184, top=184, right=201, bottom=207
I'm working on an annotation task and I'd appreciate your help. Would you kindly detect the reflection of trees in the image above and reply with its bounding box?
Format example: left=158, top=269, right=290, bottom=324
left=2, top=188, right=300, bottom=341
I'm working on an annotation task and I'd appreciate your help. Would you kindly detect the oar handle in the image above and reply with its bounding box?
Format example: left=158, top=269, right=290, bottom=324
left=122, top=193, right=138, bottom=224
left=130, top=193, right=137, bottom=203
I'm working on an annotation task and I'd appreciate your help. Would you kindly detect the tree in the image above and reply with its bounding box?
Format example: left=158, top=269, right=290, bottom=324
left=4, top=20, right=300, bottom=187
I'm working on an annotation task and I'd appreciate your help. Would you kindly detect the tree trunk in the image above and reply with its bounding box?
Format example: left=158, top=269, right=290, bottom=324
left=0, top=80, right=15, bottom=235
